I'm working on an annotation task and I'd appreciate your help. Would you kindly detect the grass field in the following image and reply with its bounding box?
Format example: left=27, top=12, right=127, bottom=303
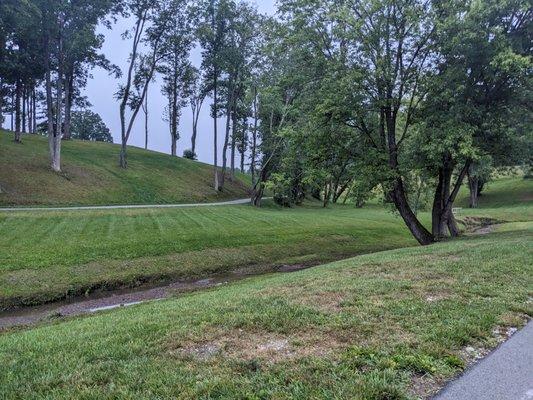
left=0, top=131, right=249, bottom=206
left=0, top=204, right=417, bottom=309
left=0, top=225, right=531, bottom=399
left=0, top=173, right=531, bottom=310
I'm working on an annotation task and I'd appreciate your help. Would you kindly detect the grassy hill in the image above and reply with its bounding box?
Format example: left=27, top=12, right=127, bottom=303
left=0, top=222, right=531, bottom=399
left=0, top=131, right=250, bottom=206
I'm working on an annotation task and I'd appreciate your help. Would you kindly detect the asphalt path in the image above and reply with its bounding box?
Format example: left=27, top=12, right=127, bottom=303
left=0, top=198, right=253, bottom=212
left=434, top=321, right=533, bottom=400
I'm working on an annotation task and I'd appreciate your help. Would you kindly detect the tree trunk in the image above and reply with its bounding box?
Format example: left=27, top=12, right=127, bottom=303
left=32, top=86, right=36, bottom=133
left=143, top=84, right=149, bottom=149
left=213, top=74, right=220, bottom=191
left=391, top=178, right=435, bottom=245
left=250, top=86, right=258, bottom=186
left=27, top=85, right=32, bottom=134
left=220, top=108, right=230, bottom=188
left=221, top=80, right=233, bottom=190
left=14, top=79, right=22, bottom=142
left=0, top=78, right=3, bottom=130
left=432, top=158, right=470, bottom=239
left=230, top=100, right=237, bottom=179
left=384, top=110, right=434, bottom=245
left=119, top=11, right=148, bottom=169
left=22, top=84, right=27, bottom=133
left=62, top=70, right=74, bottom=140
left=170, top=72, right=178, bottom=157
left=10, top=93, right=14, bottom=131
left=240, top=142, right=245, bottom=174
left=51, top=16, right=64, bottom=172
left=468, top=172, right=479, bottom=208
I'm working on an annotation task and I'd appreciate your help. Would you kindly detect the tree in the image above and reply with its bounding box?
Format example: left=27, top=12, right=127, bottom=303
left=197, top=0, right=232, bottom=190
left=266, top=0, right=531, bottom=245
left=158, top=1, right=194, bottom=156
left=117, top=0, right=172, bottom=168
left=60, top=0, right=119, bottom=141
left=70, top=109, right=113, bottom=142
left=188, top=66, right=206, bottom=157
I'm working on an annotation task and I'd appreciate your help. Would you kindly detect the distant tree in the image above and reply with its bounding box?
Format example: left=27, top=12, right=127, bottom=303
left=188, top=66, right=207, bottom=158
left=197, top=0, right=232, bottom=190
left=70, top=109, right=113, bottom=142
left=117, top=0, right=173, bottom=168
left=158, top=1, right=194, bottom=156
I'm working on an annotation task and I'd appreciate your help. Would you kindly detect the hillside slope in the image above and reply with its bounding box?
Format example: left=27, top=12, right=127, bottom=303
left=0, top=131, right=250, bottom=206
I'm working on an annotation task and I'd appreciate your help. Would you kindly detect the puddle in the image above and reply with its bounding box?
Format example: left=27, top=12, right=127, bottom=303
left=0, top=264, right=313, bottom=330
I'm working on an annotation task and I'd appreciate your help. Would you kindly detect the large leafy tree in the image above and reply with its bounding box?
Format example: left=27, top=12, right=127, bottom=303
left=265, top=0, right=531, bottom=244
left=70, top=109, right=113, bottom=142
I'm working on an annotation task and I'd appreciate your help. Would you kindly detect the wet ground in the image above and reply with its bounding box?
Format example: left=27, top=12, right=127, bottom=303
left=0, top=264, right=313, bottom=330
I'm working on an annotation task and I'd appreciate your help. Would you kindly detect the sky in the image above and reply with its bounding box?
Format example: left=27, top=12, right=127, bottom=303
left=83, top=0, right=277, bottom=165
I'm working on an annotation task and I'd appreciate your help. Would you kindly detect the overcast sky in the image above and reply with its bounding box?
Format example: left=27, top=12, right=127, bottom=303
left=83, top=0, right=277, bottom=165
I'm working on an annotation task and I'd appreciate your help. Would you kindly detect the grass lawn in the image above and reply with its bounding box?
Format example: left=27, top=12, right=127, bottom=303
left=0, top=203, right=417, bottom=309
left=0, top=131, right=249, bottom=206
left=0, top=225, right=531, bottom=399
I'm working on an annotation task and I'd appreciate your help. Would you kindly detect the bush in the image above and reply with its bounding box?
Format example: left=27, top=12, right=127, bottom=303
left=183, top=149, right=197, bottom=160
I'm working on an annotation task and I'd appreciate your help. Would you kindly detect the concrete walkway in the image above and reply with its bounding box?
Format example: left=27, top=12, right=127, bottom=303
left=434, top=321, right=533, bottom=400
left=0, top=198, right=253, bottom=212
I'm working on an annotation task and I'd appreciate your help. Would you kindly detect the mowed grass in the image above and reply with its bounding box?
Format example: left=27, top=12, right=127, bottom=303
left=455, top=173, right=533, bottom=222
left=0, top=227, right=531, bottom=399
left=0, top=203, right=417, bottom=309
left=0, top=131, right=249, bottom=206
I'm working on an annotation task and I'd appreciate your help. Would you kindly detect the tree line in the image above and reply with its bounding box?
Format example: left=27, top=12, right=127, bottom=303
left=0, top=0, right=531, bottom=245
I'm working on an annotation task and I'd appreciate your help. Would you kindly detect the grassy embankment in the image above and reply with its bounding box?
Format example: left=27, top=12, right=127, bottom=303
left=0, top=131, right=249, bottom=206
left=0, top=204, right=416, bottom=309
left=0, top=223, right=531, bottom=399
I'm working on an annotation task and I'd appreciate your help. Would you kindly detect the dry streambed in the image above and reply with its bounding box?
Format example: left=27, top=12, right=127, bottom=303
left=0, top=264, right=312, bottom=330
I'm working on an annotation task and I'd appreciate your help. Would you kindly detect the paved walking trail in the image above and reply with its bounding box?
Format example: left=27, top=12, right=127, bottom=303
left=434, top=321, right=533, bottom=400
left=0, top=198, right=252, bottom=212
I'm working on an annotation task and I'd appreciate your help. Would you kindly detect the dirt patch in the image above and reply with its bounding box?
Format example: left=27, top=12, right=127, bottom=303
left=168, top=329, right=344, bottom=363
left=425, top=293, right=452, bottom=303
left=293, top=291, right=346, bottom=312
left=461, top=216, right=501, bottom=235
left=408, top=373, right=445, bottom=399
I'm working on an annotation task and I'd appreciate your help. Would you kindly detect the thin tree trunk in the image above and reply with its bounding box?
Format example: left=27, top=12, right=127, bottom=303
left=27, top=84, right=32, bottom=134
left=468, top=172, right=479, bottom=208
left=191, top=97, right=202, bottom=156
left=170, top=67, right=179, bottom=157
left=221, top=79, right=233, bottom=189
left=22, top=84, right=27, bottom=133
left=240, top=136, right=244, bottom=173
left=119, top=11, right=148, bottom=168
left=143, top=84, right=149, bottom=149
left=32, top=86, right=36, bottom=133
left=51, top=15, right=64, bottom=172
left=10, top=92, right=14, bottom=131
left=250, top=86, right=258, bottom=186
left=14, top=79, right=22, bottom=142
left=63, top=69, right=74, bottom=140
left=230, top=99, right=237, bottom=179
left=213, top=73, right=219, bottom=191
left=0, top=77, right=3, bottom=130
